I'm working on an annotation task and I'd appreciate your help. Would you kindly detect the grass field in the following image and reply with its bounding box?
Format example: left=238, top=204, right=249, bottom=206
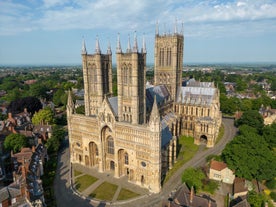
left=74, top=170, right=83, bottom=177
left=75, top=174, right=98, bottom=192
left=90, top=182, right=118, bottom=201
left=117, top=188, right=140, bottom=200
left=163, top=136, right=199, bottom=184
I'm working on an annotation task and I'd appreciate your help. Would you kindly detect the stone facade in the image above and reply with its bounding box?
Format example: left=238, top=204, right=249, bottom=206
left=67, top=26, right=222, bottom=193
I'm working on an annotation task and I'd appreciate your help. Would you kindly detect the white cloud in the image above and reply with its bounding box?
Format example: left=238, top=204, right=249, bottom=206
left=0, top=0, right=276, bottom=37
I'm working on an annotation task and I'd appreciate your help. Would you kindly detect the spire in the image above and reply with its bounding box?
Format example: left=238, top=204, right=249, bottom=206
left=67, top=90, right=75, bottom=114
left=95, top=35, right=101, bottom=54
left=81, top=38, right=87, bottom=55
left=133, top=31, right=138, bottom=53
left=190, top=186, right=194, bottom=203
left=155, top=21, right=159, bottom=36
left=174, top=18, right=178, bottom=34
left=116, top=33, right=122, bottom=53
left=181, top=21, right=184, bottom=35
left=149, top=95, right=160, bottom=123
left=107, top=40, right=112, bottom=55
left=126, top=34, right=132, bottom=53
left=141, top=34, right=147, bottom=54
left=163, top=23, right=167, bottom=35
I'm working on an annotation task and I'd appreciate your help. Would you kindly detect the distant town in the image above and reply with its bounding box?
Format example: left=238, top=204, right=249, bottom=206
left=0, top=62, right=276, bottom=207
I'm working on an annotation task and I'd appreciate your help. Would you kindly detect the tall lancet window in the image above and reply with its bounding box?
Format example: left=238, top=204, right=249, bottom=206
left=92, top=64, right=97, bottom=92
left=107, top=136, right=114, bottom=154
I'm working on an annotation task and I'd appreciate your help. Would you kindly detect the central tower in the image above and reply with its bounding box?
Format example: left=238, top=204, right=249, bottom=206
left=154, top=23, right=184, bottom=101
left=116, top=33, right=147, bottom=124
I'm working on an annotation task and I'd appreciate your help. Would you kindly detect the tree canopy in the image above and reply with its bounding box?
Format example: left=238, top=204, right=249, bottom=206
left=235, top=110, right=264, bottom=131
left=7, top=96, right=42, bottom=114
left=32, top=107, right=55, bottom=125
left=181, top=167, right=205, bottom=192
left=262, top=123, right=276, bottom=149
left=46, top=126, right=66, bottom=154
left=222, top=131, right=276, bottom=181
left=4, top=134, right=29, bottom=153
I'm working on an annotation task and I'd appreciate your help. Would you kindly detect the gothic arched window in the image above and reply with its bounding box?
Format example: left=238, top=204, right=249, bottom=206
left=125, top=153, right=129, bottom=165
left=107, top=137, right=114, bottom=154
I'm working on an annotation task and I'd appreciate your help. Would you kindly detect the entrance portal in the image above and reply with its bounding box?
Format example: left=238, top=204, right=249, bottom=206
left=110, top=161, right=115, bottom=171
left=200, top=135, right=208, bottom=144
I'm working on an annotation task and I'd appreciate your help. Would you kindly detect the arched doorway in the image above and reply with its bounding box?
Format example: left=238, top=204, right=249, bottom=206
left=100, top=126, right=114, bottom=172
left=85, top=155, right=89, bottom=166
left=110, top=161, right=115, bottom=171
left=118, top=149, right=128, bottom=177
left=89, top=142, right=98, bottom=167
left=200, top=135, right=208, bottom=144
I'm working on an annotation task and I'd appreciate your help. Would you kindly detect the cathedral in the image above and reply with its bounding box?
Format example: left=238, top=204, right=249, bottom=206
left=67, top=25, right=222, bottom=193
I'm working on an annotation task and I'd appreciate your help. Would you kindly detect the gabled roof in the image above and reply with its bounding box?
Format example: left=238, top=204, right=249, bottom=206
left=108, top=96, right=118, bottom=117
left=210, top=160, right=228, bottom=171
left=146, top=84, right=170, bottom=110
left=177, top=86, right=216, bottom=106
left=0, top=186, right=21, bottom=202
left=161, top=112, right=177, bottom=147
left=169, top=184, right=217, bottom=207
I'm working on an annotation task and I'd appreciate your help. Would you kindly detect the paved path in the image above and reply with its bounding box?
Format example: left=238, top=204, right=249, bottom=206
left=54, top=118, right=237, bottom=207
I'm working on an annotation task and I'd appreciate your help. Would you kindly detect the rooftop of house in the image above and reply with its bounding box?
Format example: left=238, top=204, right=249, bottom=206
left=210, top=160, right=228, bottom=171
left=12, top=148, right=33, bottom=165
left=165, top=184, right=217, bottom=207
left=233, top=178, right=249, bottom=194
left=0, top=186, right=21, bottom=203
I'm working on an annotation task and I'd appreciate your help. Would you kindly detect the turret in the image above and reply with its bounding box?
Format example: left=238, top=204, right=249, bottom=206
left=81, top=38, right=87, bottom=55
left=116, top=33, right=122, bottom=53
left=126, top=34, right=132, bottom=53
left=95, top=36, right=101, bottom=54
left=133, top=31, right=138, bottom=53
left=149, top=96, right=160, bottom=132
left=67, top=90, right=75, bottom=116
left=141, top=34, right=147, bottom=54
left=107, top=40, right=112, bottom=55
left=155, top=21, right=159, bottom=36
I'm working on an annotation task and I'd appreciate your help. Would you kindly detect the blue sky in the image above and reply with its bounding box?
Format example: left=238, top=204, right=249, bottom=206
left=0, top=0, right=276, bottom=65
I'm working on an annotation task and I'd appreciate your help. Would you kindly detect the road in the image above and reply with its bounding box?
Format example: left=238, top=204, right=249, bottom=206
left=54, top=118, right=237, bottom=207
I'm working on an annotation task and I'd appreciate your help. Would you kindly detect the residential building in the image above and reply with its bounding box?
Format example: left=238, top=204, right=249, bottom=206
left=209, top=160, right=235, bottom=184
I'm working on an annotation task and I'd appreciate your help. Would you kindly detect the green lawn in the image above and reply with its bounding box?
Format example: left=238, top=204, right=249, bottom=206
left=215, top=124, right=225, bottom=144
left=75, top=174, right=98, bottom=192
left=89, top=182, right=118, bottom=201
left=117, top=188, right=140, bottom=200
left=163, top=136, right=199, bottom=184
left=74, top=170, right=83, bottom=177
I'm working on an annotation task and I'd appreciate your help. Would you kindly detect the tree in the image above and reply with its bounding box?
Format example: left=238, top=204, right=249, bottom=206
left=248, top=191, right=265, bottom=207
left=46, top=126, right=66, bottom=154
left=222, top=132, right=276, bottom=181
left=53, top=88, right=65, bottom=106
left=28, top=83, right=48, bottom=99
left=271, top=80, right=276, bottom=91
left=181, top=167, right=205, bottom=192
left=75, top=105, right=85, bottom=114
left=220, top=94, right=237, bottom=115
left=7, top=96, right=42, bottom=114
left=262, top=123, right=276, bottom=148
left=235, top=110, right=264, bottom=132
left=32, top=107, right=55, bottom=125
left=4, top=134, right=29, bottom=153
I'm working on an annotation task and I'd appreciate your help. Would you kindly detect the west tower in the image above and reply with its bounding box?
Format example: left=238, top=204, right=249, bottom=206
left=116, top=33, right=147, bottom=124
left=154, top=23, right=184, bottom=101
left=82, top=38, right=113, bottom=116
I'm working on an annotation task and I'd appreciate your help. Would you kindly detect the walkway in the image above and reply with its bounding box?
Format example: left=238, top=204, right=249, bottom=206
left=72, top=163, right=150, bottom=202
left=54, top=118, right=237, bottom=207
